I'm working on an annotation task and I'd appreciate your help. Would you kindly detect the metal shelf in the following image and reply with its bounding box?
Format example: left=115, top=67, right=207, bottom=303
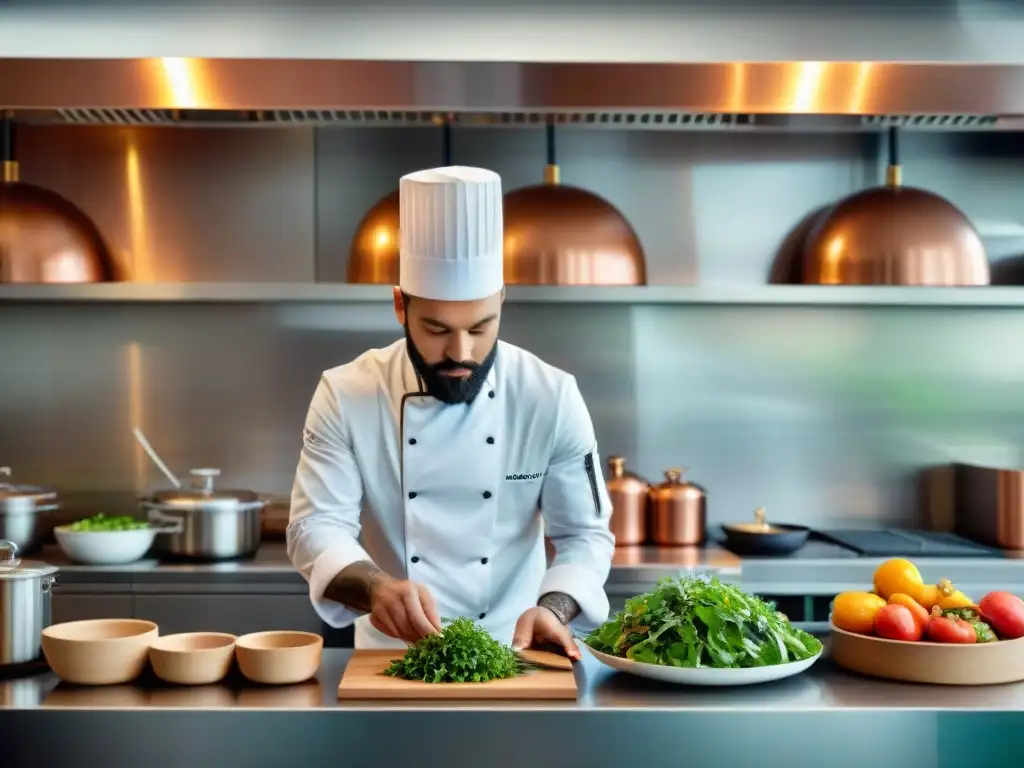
left=2, top=283, right=1024, bottom=307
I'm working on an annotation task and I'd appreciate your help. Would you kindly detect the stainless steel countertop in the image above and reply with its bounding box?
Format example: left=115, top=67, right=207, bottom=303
left=4, top=647, right=1024, bottom=712
left=43, top=541, right=1024, bottom=599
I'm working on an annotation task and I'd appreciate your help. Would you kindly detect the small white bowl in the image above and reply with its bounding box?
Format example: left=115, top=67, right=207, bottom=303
left=54, top=525, right=157, bottom=565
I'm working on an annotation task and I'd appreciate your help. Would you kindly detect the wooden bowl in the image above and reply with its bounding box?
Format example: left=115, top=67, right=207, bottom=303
left=42, top=619, right=158, bottom=685
left=830, top=622, right=1024, bottom=685
left=235, top=631, right=323, bottom=685
left=149, top=632, right=236, bottom=685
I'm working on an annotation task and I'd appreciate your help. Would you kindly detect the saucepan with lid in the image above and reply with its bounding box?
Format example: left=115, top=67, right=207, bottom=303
left=721, top=507, right=809, bottom=556
left=0, top=466, right=59, bottom=555
left=133, top=430, right=268, bottom=562
left=0, top=539, right=59, bottom=667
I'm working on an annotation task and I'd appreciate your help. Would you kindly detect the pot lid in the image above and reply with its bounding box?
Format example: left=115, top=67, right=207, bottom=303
left=0, top=540, right=58, bottom=580
left=0, top=466, right=58, bottom=511
left=723, top=507, right=789, bottom=535
left=650, top=467, right=706, bottom=498
left=150, top=468, right=260, bottom=508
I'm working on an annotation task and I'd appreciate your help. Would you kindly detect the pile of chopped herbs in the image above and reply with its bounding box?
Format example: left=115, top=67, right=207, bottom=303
left=584, top=576, right=823, bottom=669
left=385, top=617, right=522, bottom=683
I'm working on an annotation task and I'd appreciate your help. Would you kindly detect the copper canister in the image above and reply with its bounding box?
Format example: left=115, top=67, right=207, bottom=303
left=606, top=456, right=649, bottom=546
left=649, top=468, right=707, bottom=547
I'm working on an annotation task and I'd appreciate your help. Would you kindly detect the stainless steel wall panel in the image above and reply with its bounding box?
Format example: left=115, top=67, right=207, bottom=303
left=2, top=126, right=1024, bottom=532
left=15, top=125, right=316, bottom=283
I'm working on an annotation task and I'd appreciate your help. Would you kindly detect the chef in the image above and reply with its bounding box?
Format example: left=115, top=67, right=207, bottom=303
left=287, top=166, right=614, bottom=654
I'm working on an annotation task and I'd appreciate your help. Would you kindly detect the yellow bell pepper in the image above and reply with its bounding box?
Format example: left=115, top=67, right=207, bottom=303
left=934, top=578, right=974, bottom=610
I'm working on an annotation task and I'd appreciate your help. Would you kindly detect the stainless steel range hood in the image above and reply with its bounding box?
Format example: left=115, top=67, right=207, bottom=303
left=3, top=60, right=1024, bottom=127
left=3, top=1, right=1024, bottom=125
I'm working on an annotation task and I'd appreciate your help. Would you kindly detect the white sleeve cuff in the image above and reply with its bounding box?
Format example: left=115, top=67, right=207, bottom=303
left=538, top=563, right=610, bottom=632
left=307, top=539, right=372, bottom=629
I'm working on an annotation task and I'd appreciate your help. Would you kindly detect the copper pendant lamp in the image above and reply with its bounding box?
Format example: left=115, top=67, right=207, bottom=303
left=347, top=121, right=452, bottom=285
left=503, top=123, right=647, bottom=286
left=0, top=113, right=121, bottom=283
left=802, top=127, right=989, bottom=286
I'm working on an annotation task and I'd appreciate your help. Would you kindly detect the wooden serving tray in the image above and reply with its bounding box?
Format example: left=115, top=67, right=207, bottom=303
left=337, top=649, right=578, bottom=701
left=830, top=622, right=1024, bottom=685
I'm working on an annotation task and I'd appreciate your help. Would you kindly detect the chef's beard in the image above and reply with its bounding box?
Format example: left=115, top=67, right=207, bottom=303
left=404, top=327, right=498, bottom=405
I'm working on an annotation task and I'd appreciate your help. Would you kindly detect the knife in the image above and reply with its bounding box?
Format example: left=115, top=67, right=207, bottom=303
left=514, top=646, right=576, bottom=671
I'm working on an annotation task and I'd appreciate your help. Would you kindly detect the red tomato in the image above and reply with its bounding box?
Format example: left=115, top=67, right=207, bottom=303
left=874, top=604, right=923, bottom=642
left=927, top=615, right=977, bottom=644
left=979, top=591, right=1024, bottom=640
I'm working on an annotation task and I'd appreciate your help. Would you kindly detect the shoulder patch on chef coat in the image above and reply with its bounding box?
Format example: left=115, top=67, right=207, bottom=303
left=505, top=471, right=544, bottom=482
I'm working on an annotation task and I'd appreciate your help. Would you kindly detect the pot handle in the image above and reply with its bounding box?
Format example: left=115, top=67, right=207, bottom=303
left=0, top=539, right=20, bottom=569
left=145, top=507, right=185, bottom=534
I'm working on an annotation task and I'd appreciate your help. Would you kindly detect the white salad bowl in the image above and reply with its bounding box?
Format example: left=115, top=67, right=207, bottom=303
left=54, top=525, right=158, bottom=565
left=582, top=642, right=823, bottom=687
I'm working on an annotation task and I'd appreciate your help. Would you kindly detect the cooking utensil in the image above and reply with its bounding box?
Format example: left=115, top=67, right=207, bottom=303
left=503, top=123, right=647, bottom=286
left=132, top=429, right=266, bottom=561
left=132, top=428, right=181, bottom=489
left=830, top=623, right=1024, bottom=685
left=148, top=632, right=236, bottom=686
left=0, top=539, right=58, bottom=667
left=802, top=126, right=989, bottom=286
left=606, top=456, right=649, bottom=546
left=722, top=508, right=809, bottom=556
left=347, top=119, right=451, bottom=285
left=582, top=641, right=821, bottom=687
left=41, top=618, right=158, bottom=685
left=53, top=524, right=159, bottom=565
left=515, top=647, right=575, bottom=671
left=235, top=630, right=323, bottom=685
left=141, top=468, right=267, bottom=561
left=337, top=649, right=578, bottom=700
left=0, top=466, right=58, bottom=555
left=648, top=468, right=706, bottom=547
left=0, top=113, right=121, bottom=283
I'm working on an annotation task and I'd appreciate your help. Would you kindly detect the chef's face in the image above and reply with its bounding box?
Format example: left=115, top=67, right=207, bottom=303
left=394, top=287, right=503, bottom=404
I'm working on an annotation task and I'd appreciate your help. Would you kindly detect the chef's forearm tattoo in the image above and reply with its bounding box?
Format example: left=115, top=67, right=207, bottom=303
left=538, top=592, right=581, bottom=625
left=324, top=560, right=391, bottom=613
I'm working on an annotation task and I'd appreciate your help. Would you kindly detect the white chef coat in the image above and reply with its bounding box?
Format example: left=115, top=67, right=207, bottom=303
left=287, top=338, right=615, bottom=649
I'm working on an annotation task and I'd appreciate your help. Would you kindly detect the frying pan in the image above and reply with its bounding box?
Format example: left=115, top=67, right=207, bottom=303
left=721, top=508, right=810, bottom=556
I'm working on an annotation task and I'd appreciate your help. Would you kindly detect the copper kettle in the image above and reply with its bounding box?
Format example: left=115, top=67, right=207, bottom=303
left=649, top=468, right=706, bottom=547
left=606, top=456, right=649, bottom=546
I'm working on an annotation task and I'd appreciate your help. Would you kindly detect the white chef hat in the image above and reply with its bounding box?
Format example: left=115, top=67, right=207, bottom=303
left=399, top=166, right=504, bottom=302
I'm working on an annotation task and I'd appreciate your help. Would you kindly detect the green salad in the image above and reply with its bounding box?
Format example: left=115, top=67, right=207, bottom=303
left=385, top=617, right=521, bottom=684
left=69, top=514, right=150, bottom=532
left=585, top=576, right=822, bottom=669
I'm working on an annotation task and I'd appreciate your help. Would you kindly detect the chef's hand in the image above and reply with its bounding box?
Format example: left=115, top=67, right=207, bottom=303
left=511, top=606, right=582, bottom=660
left=369, top=576, right=443, bottom=644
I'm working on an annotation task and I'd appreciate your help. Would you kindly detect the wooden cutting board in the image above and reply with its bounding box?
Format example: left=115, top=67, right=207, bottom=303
left=337, top=649, right=578, bottom=701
